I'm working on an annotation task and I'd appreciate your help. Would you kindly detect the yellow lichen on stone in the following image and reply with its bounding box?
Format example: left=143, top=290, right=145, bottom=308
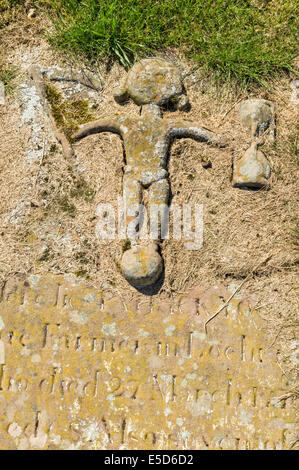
left=122, top=58, right=184, bottom=106
left=0, top=275, right=297, bottom=449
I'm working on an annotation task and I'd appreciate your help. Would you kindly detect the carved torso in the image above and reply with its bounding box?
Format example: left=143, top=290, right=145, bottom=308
left=118, top=113, right=169, bottom=186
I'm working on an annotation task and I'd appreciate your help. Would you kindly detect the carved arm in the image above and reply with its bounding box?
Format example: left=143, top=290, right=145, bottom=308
left=72, top=116, right=125, bottom=141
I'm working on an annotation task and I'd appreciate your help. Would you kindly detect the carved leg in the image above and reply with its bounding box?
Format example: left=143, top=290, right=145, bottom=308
left=123, top=175, right=142, bottom=242
left=120, top=175, right=164, bottom=288
left=148, top=178, right=170, bottom=240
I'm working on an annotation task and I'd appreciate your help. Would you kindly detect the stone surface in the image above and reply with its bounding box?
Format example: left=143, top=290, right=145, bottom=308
left=114, top=58, right=184, bottom=106
left=19, top=73, right=50, bottom=163
left=18, top=67, right=75, bottom=165
left=0, top=81, right=5, bottom=106
left=239, top=99, right=275, bottom=138
left=0, top=274, right=297, bottom=450
left=232, top=142, right=271, bottom=188
left=120, top=243, right=163, bottom=287
left=42, top=66, right=102, bottom=95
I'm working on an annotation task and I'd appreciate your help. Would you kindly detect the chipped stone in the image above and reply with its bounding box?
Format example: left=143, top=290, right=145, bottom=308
left=239, top=98, right=275, bottom=138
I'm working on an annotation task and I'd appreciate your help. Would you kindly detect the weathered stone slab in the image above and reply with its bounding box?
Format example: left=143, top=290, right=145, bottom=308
left=0, top=275, right=296, bottom=449
left=73, top=59, right=226, bottom=287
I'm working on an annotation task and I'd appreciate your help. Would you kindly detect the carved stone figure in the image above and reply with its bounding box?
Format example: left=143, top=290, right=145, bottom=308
left=72, top=58, right=226, bottom=287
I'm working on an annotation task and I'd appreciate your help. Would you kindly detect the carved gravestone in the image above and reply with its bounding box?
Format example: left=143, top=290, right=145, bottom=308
left=0, top=275, right=296, bottom=449
left=0, top=81, right=5, bottom=106
left=26, top=60, right=275, bottom=288
left=72, top=58, right=226, bottom=288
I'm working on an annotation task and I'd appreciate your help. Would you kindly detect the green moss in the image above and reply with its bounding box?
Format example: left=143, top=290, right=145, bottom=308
left=69, top=99, right=95, bottom=122
left=45, top=83, right=97, bottom=139
left=34, top=86, right=98, bottom=224
left=45, top=84, right=64, bottom=126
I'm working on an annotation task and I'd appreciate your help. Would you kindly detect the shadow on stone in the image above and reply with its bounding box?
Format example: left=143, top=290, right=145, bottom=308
left=134, top=269, right=165, bottom=296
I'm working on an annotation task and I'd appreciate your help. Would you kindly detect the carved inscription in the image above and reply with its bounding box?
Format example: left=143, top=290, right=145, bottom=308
left=0, top=275, right=297, bottom=450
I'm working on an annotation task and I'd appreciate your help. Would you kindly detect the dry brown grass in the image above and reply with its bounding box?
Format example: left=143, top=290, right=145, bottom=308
left=0, top=9, right=298, bottom=382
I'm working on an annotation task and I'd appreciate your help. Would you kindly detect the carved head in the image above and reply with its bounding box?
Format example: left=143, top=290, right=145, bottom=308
left=114, top=58, right=189, bottom=110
